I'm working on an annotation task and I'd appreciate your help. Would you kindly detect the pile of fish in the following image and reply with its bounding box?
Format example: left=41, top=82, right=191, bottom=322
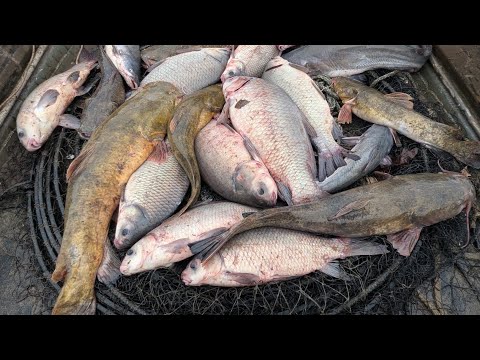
left=16, top=45, right=479, bottom=315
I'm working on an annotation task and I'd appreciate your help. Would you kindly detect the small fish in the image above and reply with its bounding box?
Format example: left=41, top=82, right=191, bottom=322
left=283, top=45, right=432, bottom=77
left=332, top=77, right=480, bottom=169
left=105, top=45, right=141, bottom=89
left=120, top=202, right=258, bottom=275
left=113, top=141, right=189, bottom=250
left=182, top=227, right=388, bottom=286
left=167, top=84, right=225, bottom=216
left=195, top=120, right=277, bottom=207
left=17, top=60, right=97, bottom=151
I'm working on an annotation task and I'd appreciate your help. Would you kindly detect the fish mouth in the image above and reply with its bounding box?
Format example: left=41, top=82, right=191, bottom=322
left=119, top=262, right=131, bottom=276
left=181, top=272, right=192, bottom=285
left=78, top=131, right=91, bottom=140
left=113, top=238, right=127, bottom=250
left=26, top=139, right=41, bottom=151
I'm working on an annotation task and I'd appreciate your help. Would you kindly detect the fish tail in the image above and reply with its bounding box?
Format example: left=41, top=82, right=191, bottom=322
left=96, top=238, right=121, bottom=285
left=345, top=238, right=390, bottom=257
left=454, top=140, right=480, bottom=169
left=188, top=229, right=231, bottom=262
left=314, top=139, right=359, bottom=182
left=52, top=288, right=96, bottom=315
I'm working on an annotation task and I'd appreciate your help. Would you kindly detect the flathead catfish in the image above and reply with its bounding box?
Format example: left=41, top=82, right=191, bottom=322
left=332, top=77, right=480, bottom=169
left=167, top=84, right=225, bottom=216
left=191, top=173, right=475, bottom=262
left=51, top=82, right=182, bottom=315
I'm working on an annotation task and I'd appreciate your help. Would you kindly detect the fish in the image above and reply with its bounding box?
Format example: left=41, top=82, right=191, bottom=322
left=120, top=201, right=258, bottom=275
left=140, top=48, right=231, bottom=95
left=16, top=60, right=97, bottom=151
left=182, top=227, right=388, bottom=286
left=105, top=45, right=141, bottom=89
left=167, top=84, right=225, bottom=216
left=113, top=141, right=189, bottom=250
left=190, top=172, right=475, bottom=261
left=195, top=120, right=278, bottom=207
left=262, top=56, right=357, bottom=181
left=141, top=45, right=230, bottom=67
left=50, top=81, right=182, bottom=315
left=319, top=125, right=394, bottom=193
left=221, top=76, right=327, bottom=205
left=282, top=45, right=433, bottom=77
left=221, top=45, right=280, bottom=82
left=78, top=46, right=125, bottom=139
left=332, top=77, right=480, bottom=169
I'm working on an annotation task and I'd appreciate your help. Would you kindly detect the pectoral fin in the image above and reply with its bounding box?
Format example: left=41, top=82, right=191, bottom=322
left=328, top=199, right=371, bottom=221
left=276, top=181, right=293, bottom=206
left=386, top=227, right=423, bottom=256
left=58, top=114, right=81, bottom=130
left=36, top=89, right=59, bottom=111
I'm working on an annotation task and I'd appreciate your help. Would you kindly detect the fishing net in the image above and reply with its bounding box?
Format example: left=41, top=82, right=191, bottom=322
left=3, top=67, right=480, bottom=315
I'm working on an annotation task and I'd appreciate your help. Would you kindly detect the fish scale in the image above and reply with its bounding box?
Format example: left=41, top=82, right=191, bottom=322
left=225, top=76, right=324, bottom=205
left=114, top=142, right=189, bottom=249
left=141, top=48, right=231, bottom=95
left=182, top=227, right=388, bottom=286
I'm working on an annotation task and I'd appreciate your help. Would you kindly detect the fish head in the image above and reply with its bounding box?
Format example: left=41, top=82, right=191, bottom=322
left=181, top=257, right=219, bottom=286
left=234, top=160, right=278, bottom=207
left=105, top=45, right=139, bottom=89
left=69, top=60, right=98, bottom=89
left=119, top=236, right=152, bottom=275
left=114, top=204, right=146, bottom=250
left=221, top=58, right=246, bottom=83
left=222, top=76, right=252, bottom=99
left=331, top=77, right=361, bottom=103
left=16, top=109, right=44, bottom=151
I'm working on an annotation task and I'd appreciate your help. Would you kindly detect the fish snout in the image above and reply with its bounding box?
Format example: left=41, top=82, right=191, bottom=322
left=26, top=138, right=41, bottom=151
left=181, top=271, right=192, bottom=285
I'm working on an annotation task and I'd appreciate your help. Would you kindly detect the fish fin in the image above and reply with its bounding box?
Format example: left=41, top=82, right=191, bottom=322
left=379, top=155, right=393, bottom=166
left=332, top=121, right=344, bottom=142
left=301, top=116, right=318, bottom=138
left=314, top=140, right=354, bottom=181
left=188, top=229, right=230, bottom=259
left=78, top=46, right=98, bottom=63
left=241, top=132, right=263, bottom=163
left=198, top=227, right=229, bottom=240
left=234, top=99, right=250, bottom=109
left=97, top=238, right=121, bottom=285
left=36, top=89, right=59, bottom=111
left=66, top=71, right=80, bottom=84
left=339, top=136, right=361, bottom=147
left=310, top=78, right=326, bottom=99
left=189, top=198, right=213, bottom=209
left=52, top=293, right=96, bottom=315
left=66, top=142, right=95, bottom=182
left=384, top=93, right=414, bottom=110
left=58, top=114, right=81, bottom=130
left=242, top=211, right=256, bottom=218
left=149, top=141, right=168, bottom=164
left=169, top=112, right=181, bottom=134
left=386, top=227, right=423, bottom=256
left=337, top=103, right=353, bottom=124
left=328, top=199, right=371, bottom=221
left=276, top=181, right=293, bottom=206
left=216, top=101, right=231, bottom=126
left=392, top=147, right=418, bottom=165
left=320, top=261, right=350, bottom=281
left=389, top=128, right=402, bottom=147
left=51, top=255, right=68, bottom=283
left=75, top=76, right=99, bottom=96
left=222, top=121, right=236, bottom=133
left=346, top=239, right=390, bottom=257
left=264, top=63, right=283, bottom=72
left=288, top=62, right=310, bottom=74
left=372, top=171, right=393, bottom=181
left=225, top=272, right=262, bottom=286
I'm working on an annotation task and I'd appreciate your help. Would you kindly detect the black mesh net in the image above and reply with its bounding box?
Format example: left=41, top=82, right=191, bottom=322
left=3, top=68, right=479, bottom=315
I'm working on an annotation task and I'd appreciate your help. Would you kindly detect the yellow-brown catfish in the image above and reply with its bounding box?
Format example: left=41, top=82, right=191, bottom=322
left=51, top=81, right=182, bottom=315
left=167, top=84, right=225, bottom=216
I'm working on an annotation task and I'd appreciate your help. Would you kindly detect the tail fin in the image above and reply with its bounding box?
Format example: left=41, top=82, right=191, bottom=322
left=97, top=238, right=121, bottom=285
left=314, top=139, right=359, bottom=182
left=346, top=239, right=390, bottom=257
left=188, top=229, right=231, bottom=263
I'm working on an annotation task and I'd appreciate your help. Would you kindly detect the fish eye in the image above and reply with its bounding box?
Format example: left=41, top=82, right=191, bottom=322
left=126, top=249, right=134, bottom=256
left=18, top=131, right=24, bottom=138
left=122, top=228, right=129, bottom=236
left=228, top=70, right=235, bottom=77
left=258, top=187, right=265, bottom=195
left=190, top=262, right=197, bottom=270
